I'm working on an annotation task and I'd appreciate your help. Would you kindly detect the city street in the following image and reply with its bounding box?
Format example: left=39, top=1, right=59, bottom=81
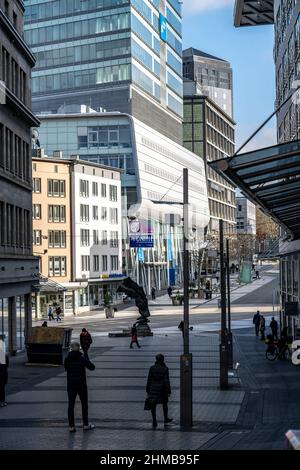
left=1, top=263, right=298, bottom=450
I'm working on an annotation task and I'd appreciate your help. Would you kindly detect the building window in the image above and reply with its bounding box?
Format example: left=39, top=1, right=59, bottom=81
left=80, top=229, right=90, bottom=247
left=111, top=255, right=119, bottom=271
left=48, top=179, right=65, bottom=197
left=92, top=181, right=98, bottom=196
left=92, top=206, right=98, bottom=220
left=109, top=184, right=118, bottom=202
left=33, top=178, right=41, bottom=193
left=48, top=230, right=66, bottom=248
left=33, top=230, right=42, bottom=246
left=80, top=179, right=89, bottom=197
left=110, top=231, right=119, bottom=248
left=81, top=255, right=90, bottom=272
left=102, top=255, right=108, bottom=271
left=80, top=204, right=89, bottom=222
left=101, top=207, right=107, bottom=220
left=101, top=230, right=108, bottom=245
left=93, top=255, right=99, bottom=272
left=93, top=230, right=99, bottom=245
left=49, top=256, right=66, bottom=277
left=101, top=183, right=107, bottom=198
left=110, top=208, right=118, bottom=224
left=238, top=205, right=242, bottom=211
left=33, top=204, right=42, bottom=219
left=48, top=205, right=66, bottom=223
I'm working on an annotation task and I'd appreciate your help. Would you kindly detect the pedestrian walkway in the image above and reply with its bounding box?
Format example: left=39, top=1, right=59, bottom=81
left=0, top=329, right=245, bottom=450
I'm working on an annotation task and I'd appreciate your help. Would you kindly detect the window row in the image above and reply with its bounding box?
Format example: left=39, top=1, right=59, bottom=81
left=48, top=179, right=66, bottom=197
left=25, top=12, right=130, bottom=46
left=78, top=124, right=131, bottom=149
left=80, top=205, right=119, bottom=224
left=1, top=46, right=27, bottom=104
left=80, top=153, right=135, bottom=176
left=34, top=37, right=131, bottom=70
left=48, top=256, right=66, bottom=277
left=206, top=106, right=234, bottom=141
left=209, top=199, right=236, bottom=223
left=0, top=124, right=30, bottom=183
left=81, top=229, right=119, bottom=247
left=32, top=63, right=131, bottom=93
left=79, top=180, right=118, bottom=200
left=0, top=201, right=31, bottom=251
left=81, top=254, right=119, bottom=272
left=25, top=0, right=129, bottom=22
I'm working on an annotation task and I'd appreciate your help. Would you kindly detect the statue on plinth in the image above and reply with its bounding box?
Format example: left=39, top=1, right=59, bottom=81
left=117, top=277, right=150, bottom=328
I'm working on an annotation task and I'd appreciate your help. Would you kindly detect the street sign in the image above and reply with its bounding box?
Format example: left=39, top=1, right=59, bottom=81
left=129, top=220, right=154, bottom=248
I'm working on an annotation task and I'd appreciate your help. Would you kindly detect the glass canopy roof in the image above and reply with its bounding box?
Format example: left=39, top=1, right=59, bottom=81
left=209, top=140, right=300, bottom=240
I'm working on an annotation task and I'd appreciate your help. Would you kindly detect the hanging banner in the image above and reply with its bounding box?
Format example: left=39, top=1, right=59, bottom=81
left=168, top=234, right=174, bottom=262
left=138, top=248, right=145, bottom=262
left=239, top=262, right=252, bottom=284
left=130, top=220, right=154, bottom=248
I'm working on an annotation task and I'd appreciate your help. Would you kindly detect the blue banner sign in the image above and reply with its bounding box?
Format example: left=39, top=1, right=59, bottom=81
left=160, top=13, right=167, bottom=42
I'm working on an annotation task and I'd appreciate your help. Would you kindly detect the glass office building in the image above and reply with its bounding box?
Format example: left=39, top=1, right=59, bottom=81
left=24, top=0, right=184, bottom=143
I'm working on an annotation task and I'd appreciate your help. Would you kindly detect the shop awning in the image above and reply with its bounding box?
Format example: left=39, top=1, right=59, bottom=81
left=34, top=275, right=67, bottom=293
left=234, top=0, right=274, bottom=27
left=209, top=140, right=300, bottom=240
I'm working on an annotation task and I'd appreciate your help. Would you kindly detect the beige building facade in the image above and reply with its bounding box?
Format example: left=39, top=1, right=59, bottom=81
left=32, top=155, right=123, bottom=317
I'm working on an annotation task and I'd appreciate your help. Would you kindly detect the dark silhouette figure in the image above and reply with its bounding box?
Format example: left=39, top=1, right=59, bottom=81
left=80, top=328, right=93, bottom=356
left=167, top=286, right=173, bottom=298
left=178, top=321, right=184, bottom=338
left=259, top=315, right=266, bottom=341
left=130, top=325, right=141, bottom=349
left=64, top=342, right=95, bottom=432
left=270, top=317, right=278, bottom=340
left=117, top=277, right=150, bottom=327
left=253, top=311, right=261, bottom=336
left=55, top=305, right=62, bottom=322
left=42, top=321, right=48, bottom=327
left=151, top=287, right=156, bottom=300
left=146, top=354, right=172, bottom=428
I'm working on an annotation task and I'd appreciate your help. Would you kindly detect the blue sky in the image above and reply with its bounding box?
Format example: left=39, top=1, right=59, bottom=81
left=182, top=1, right=277, bottom=149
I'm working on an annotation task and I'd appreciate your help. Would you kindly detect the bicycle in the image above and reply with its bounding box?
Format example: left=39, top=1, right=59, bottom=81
left=265, top=341, right=292, bottom=361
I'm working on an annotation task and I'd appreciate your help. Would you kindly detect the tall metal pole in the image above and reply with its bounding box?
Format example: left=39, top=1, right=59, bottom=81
left=226, top=238, right=233, bottom=369
left=180, top=168, right=193, bottom=428
left=219, top=219, right=228, bottom=390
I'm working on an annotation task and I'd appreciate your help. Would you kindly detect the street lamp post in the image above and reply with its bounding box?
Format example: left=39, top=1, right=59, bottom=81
left=151, top=168, right=193, bottom=428
left=180, top=168, right=193, bottom=428
left=226, top=238, right=233, bottom=369
left=219, top=219, right=229, bottom=390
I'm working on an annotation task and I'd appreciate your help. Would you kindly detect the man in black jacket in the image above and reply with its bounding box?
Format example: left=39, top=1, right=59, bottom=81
left=80, top=328, right=93, bottom=357
left=146, top=354, right=172, bottom=428
left=64, top=342, right=95, bottom=432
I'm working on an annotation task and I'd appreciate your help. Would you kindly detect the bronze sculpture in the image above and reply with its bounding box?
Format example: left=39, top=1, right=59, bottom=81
left=117, top=277, right=150, bottom=326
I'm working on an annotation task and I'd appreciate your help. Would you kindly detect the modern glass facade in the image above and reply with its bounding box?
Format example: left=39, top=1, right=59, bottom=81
left=274, top=1, right=300, bottom=143
left=183, top=47, right=233, bottom=118
left=183, top=89, right=236, bottom=234
left=24, top=0, right=184, bottom=143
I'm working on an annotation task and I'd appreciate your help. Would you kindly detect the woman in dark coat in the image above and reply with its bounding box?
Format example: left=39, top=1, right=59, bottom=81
left=146, top=354, right=172, bottom=428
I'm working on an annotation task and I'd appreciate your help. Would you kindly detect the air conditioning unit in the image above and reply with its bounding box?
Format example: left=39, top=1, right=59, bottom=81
left=53, top=150, right=63, bottom=159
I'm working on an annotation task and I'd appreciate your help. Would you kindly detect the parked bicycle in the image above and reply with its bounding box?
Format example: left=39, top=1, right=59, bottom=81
left=265, top=335, right=292, bottom=361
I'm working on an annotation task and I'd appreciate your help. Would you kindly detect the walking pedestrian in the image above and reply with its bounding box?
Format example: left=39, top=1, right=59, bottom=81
left=178, top=321, right=184, bottom=338
left=48, top=305, right=54, bottom=321
left=130, top=325, right=141, bottom=349
left=259, top=315, right=266, bottom=341
left=167, top=286, right=172, bottom=298
left=146, top=354, right=172, bottom=428
left=64, top=342, right=95, bottom=432
left=151, top=287, right=156, bottom=301
left=55, top=305, right=62, bottom=322
left=253, top=310, right=261, bottom=337
left=270, top=317, right=278, bottom=340
left=80, top=328, right=93, bottom=357
left=255, top=269, right=260, bottom=280
left=0, top=341, right=8, bottom=407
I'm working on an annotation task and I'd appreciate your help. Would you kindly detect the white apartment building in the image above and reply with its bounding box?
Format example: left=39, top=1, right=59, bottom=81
left=71, top=161, right=123, bottom=312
